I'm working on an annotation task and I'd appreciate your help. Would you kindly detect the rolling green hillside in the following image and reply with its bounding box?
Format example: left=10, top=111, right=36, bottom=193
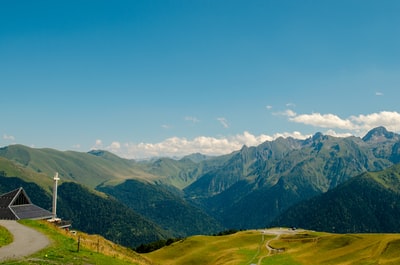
left=271, top=164, right=400, bottom=233
left=138, top=153, right=232, bottom=189
left=144, top=229, right=400, bottom=265
left=0, top=157, right=54, bottom=191
left=57, top=182, right=171, bottom=247
left=1, top=219, right=153, bottom=265
left=97, top=179, right=223, bottom=237
left=0, top=145, right=228, bottom=190
left=0, top=145, right=159, bottom=188
left=6, top=220, right=400, bottom=265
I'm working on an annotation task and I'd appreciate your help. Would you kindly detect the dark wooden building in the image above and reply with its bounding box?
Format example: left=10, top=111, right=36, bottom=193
left=0, top=187, right=52, bottom=220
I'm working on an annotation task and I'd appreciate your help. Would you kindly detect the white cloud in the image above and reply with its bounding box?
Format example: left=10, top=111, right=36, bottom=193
left=235, top=131, right=273, bottom=146
left=290, top=113, right=356, bottom=130
left=266, top=105, right=273, bottom=110
left=274, top=109, right=297, bottom=117
left=72, top=144, right=81, bottom=149
left=3, top=134, right=15, bottom=141
left=104, top=131, right=307, bottom=159
left=272, top=131, right=310, bottom=139
left=123, top=136, right=239, bottom=158
left=350, top=111, right=400, bottom=133
left=286, top=110, right=400, bottom=136
left=185, top=116, right=200, bottom=123
left=217, top=117, right=229, bottom=128
left=323, top=130, right=353, bottom=138
left=92, top=139, right=103, bottom=150
left=108, top=141, right=121, bottom=153
left=375, top=92, right=383, bottom=96
left=286, top=102, right=296, bottom=108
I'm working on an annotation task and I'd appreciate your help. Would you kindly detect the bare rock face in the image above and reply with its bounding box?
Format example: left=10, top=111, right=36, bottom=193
left=362, top=126, right=398, bottom=142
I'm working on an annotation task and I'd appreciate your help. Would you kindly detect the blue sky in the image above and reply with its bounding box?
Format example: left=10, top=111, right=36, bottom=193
left=1, top=0, right=400, bottom=158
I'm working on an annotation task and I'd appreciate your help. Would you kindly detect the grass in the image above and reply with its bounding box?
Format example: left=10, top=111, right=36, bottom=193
left=0, top=220, right=152, bottom=265
left=261, top=254, right=302, bottom=265
left=3, top=222, right=400, bottom=265
left=267, top=231, right=400, bottom=265
left=0, top=225, right=13, bottom=247
left=144, top=230, right=272, bottom=265
left=144, top=229, right=400, bottom=265
left=0, top=157, right=53, bottom=190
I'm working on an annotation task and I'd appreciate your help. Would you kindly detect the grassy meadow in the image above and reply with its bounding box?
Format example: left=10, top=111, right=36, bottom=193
left=1, top=220, right=152, bottom=265
left=2, top=221, right=400, bottom=265
left=145, top=230, right=273, bottom=265
left=145, top=229, right=400, bottom=265
left=269, top=231, right=400, bottom=265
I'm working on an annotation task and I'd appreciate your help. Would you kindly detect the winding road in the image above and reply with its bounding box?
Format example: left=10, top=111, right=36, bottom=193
left=0, top=220, right=50, bottom=262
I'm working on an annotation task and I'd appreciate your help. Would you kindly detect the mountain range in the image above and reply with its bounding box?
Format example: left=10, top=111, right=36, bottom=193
left=272, top=163, right=400, bottom=233
left=0, top=126, right=400, bottom=247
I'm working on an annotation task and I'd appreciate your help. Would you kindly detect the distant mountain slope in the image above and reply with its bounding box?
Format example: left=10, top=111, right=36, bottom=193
left=271, top=164, right=400, bottom=233
left=98, top=179, right=224, bottom=237
left=0, top=145, right=226, bottom=190
left=0, top=157, right=53, bottom=190
left=362, top=126, right=400, bottom=163
left=185, top=127, right=400, bottom=229
left=140, top=154, right=232, bottom=189
left=57, top=182, right=170, bottom=247
left=0, top=145, right=159, bottom=188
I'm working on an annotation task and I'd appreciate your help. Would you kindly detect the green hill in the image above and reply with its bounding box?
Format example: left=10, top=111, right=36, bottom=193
left=6, top=220, right=400, bottom=265
left=97, top=179, right=223, bottom=237
left=0, top=145, right=159, bottom=188
left=5, top=221, right=400, bottom=265
left=57, top=182, right=170, bottom=247
left=272, top=164, right=400, bottom=233
left=138, top=153, right=232, bottom=190
left=0, top=157, right=54, bottom=191
left=144, top=229, right=400, bottom=265
left=0, top=219, right=152, bottom=265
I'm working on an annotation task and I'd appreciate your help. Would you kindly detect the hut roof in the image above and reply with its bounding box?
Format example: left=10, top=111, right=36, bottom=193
left=0, top=187, right=52, bottom=220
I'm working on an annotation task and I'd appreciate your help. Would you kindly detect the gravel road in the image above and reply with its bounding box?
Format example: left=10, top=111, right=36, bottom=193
left=0, top=220, right=50, bottom=261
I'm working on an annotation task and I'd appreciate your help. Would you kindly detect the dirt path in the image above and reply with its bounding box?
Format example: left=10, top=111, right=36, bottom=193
left=254, top=233, right=279, bottom=265
left=256, top=228, right=298, bottom=265
left=0, top=220, right=50, bottom=261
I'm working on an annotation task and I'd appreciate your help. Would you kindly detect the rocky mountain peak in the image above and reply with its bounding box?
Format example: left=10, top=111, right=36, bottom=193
left=362, top=126, right=397, bottom=142
left=312, top=132, right=325, bottom=141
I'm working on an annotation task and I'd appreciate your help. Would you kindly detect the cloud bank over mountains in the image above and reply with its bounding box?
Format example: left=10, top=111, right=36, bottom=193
left=93, top=110, right=400, bottom=159
left=287, top=110, right=400, bottom=133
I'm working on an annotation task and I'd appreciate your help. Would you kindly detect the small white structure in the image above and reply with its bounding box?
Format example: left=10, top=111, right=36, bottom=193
left=48, top=172, right=61, bottom=222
